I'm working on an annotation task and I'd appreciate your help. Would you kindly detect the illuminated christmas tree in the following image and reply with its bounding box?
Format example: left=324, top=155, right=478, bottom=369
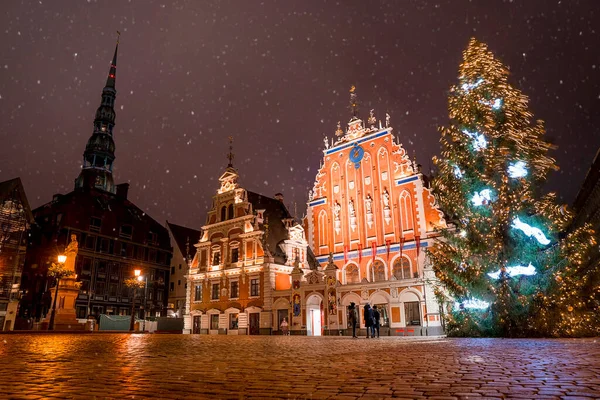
left=429, top=38, right=598, bottom=337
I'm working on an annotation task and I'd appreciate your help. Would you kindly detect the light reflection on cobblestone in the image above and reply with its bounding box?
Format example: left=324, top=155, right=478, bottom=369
left=0, top=335, right=599, bottom=399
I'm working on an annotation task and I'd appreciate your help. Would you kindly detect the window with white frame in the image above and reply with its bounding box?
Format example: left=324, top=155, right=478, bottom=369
left=230, top=280, right=239, bottom=299
left=372, top=260, right=386, bottom=282
left=211, top=283, right=219, bottom=300
left=212, top=250, right=220, bottom=266
left=230, top=243, right=239, bottom=263
left=250, top=278, right=259, bottom=297
left=393, top=257, right=412, bottom=280
left=345, top=264, right=359, bottom=284
left=194, top=284, right=202, bottom=301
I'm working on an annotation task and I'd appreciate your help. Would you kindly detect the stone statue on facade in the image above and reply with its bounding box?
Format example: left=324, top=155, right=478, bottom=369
left=365, top=194, right=373, bottom=214
left=333, top=201, right=341, bottom=221
left=382, top=189, right=390, bottom=210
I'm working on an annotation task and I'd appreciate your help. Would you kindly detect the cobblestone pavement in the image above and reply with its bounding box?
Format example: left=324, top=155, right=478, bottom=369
left=0, top=334, right=599, bottom=399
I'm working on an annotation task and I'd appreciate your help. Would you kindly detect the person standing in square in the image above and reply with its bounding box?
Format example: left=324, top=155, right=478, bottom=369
left=372, top=305, right=381, bottom=338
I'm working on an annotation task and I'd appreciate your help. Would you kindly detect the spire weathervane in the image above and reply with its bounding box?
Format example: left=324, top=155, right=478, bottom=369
left=227, top=136, right=235, bottom=167
left=349, top=85, right=358, bottom=117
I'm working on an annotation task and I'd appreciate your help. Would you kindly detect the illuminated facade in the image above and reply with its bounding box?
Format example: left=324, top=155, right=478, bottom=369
left=184, top=151, right=319, bottom=334
left=302, top=92, right=446, bottom=336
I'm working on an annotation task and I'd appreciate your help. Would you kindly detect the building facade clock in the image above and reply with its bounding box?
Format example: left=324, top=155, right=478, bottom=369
left=349, top=143, right=364, bottom=168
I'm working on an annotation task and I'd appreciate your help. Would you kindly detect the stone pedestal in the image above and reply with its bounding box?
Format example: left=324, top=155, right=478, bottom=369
left=45, top=277, right=84, bottom=331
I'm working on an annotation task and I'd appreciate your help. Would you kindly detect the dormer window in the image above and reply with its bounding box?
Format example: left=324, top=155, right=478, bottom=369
left=147, top=231, right=158, bottom=245
left=120, top=224, right=133, bottom=239
left=90, top=217, right=102, bottom=232
left=228, top=204, right=234, bottom=219
left=220, top=206, right=226, bottom=221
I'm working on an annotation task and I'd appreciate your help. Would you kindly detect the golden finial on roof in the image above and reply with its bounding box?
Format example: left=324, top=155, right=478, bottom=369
left=227, top=136, right=235, bottom=167
left=349, top=85, right=358, bottom=117
left=335, top=121, right=344, bottom=137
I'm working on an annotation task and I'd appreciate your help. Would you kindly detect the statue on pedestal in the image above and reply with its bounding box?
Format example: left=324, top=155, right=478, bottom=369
left=45, top=234, right=83, bottom=330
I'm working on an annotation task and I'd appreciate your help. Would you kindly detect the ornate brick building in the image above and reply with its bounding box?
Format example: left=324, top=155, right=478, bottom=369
left=302, top=89, right=446, bottom=336
left=0, top=178, right=33, bottom=331
left=184, top=143, right=318, bottom=334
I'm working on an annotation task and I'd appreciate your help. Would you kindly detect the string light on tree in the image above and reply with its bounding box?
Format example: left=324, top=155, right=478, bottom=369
left=428, top=38, right=598, bottom=337
left=508, top=161, right=528, bottom=178
left=454, top=298, right=490, bottom=310
left=470, top=189, right=492, bottom=207
left=511, top=217, right=551, bottom=245
left=461, top=129, right=487, bottom=150
left=487, top=263, right=537, bottom=279
left=453, top=165, right=463, bottom=178
left=461, top=78, right=483, bottom=92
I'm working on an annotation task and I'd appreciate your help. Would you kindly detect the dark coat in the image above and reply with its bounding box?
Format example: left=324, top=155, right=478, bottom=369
left=364, top=305, right=374, bottom=327
left=348, top=307, right=357, bottom=325
left=373, top=309, right=381, bottom=326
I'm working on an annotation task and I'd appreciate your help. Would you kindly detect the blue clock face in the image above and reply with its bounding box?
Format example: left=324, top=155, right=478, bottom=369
left=349, top=144, right=364, bottom=167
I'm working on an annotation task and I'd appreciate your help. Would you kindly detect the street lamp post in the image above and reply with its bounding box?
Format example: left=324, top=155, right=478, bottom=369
left=125, top=269, right=145, bottom=332
left=48, top=254, right=69, bottom=331
left=129, top=286, right=137, bottom=332
left=141, top=275, right=148, bottom=332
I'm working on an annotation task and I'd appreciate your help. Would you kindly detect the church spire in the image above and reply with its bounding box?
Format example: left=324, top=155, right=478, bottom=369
left=74, top=33, right=120, bottom=193
left=105, top=31, right=119, bottom=89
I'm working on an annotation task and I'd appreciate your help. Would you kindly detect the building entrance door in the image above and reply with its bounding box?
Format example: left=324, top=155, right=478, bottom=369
left=193, top=316, right=201, bottom=334
left=249, top=312, right=260, bottom=335
left=306, top=295, right=322, bottom=336
left=277, top=309, right=289, bottom=334
left=404, top=301, right=421, bottom=326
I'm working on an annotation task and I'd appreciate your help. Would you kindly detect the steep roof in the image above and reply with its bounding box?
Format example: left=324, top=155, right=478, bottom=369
left=33, top=187, right=171, bottom=249
left=246, top=191, right=319, bottom=269
left=573, top=146, right=600, bottom=212
left=166, top=221, right=201, bottom=259
left=0, top=177, right=34, bottom=224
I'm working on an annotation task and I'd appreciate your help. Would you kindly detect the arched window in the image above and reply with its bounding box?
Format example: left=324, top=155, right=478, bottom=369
left=318, top=210, right=328, bottom=248
left=378, top=147, right=390, bottom=183
left=372, top=260, right=386, bottom=282
left=400, top=191, right=414, bottom=231
left=345, top=264, right=359, bottom=284
left=393, top=257, right=412, bottom=280
left=227, top=204, right=234, bottom=220
left=220, top=206, right=226, bottom=221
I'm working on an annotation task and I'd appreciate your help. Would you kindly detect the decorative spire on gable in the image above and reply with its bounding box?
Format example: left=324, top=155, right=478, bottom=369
left=227, top=135, right=235, bottom=167
left=330, top=86, right=395, bottom=148
left=217, top=136, right=239, bottom=194
left=349, top=85, right=359, bottom=117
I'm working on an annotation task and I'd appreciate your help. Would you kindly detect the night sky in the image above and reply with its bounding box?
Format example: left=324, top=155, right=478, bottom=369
left=1, top=1, right=599, bottom=228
